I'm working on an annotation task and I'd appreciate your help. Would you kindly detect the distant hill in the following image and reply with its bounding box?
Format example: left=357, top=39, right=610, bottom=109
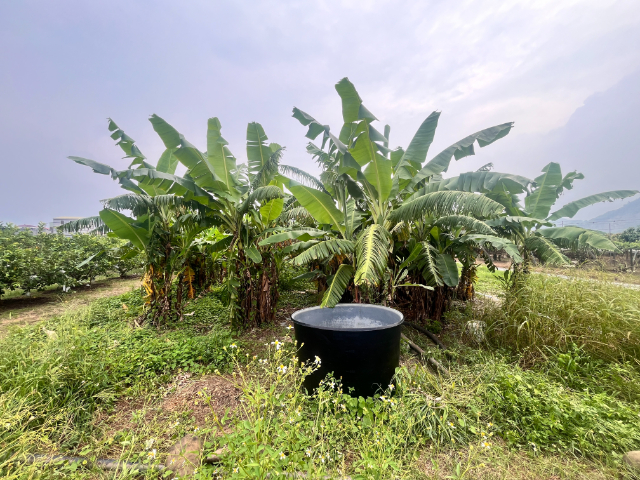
left=559, top=197, right=640, bottom=233
left=589, top=196, right=640, bottom=233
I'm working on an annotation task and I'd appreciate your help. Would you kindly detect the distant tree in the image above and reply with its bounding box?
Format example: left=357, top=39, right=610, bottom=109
left=618, top=227, right=640, bottom=244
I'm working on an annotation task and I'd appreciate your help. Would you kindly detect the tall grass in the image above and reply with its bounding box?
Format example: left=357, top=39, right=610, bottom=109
left=481, top=272, right=640, bottom=363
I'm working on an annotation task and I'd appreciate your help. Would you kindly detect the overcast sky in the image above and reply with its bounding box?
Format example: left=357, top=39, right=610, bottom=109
left=1, top=0, right=639, bottom=225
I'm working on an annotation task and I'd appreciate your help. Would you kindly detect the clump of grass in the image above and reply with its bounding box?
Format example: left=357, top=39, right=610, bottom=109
left=479, top=272, right=640, bottom=363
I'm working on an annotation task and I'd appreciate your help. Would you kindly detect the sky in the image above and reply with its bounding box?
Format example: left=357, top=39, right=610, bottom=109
left=1, top=0, right=640, bottom=225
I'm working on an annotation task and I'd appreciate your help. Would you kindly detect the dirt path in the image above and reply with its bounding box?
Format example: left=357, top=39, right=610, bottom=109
left=0, top=276, right=140, bottom=334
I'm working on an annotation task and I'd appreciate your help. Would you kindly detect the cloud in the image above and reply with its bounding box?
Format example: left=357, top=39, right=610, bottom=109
left=1, top=0, right=639, bottom=224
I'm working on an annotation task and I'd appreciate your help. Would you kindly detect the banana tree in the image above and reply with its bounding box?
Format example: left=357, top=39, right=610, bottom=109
left=68, top=120, right=222, bottom=323
left=69, top=116, right=293, bottom=327
left=422, top=162, right=639, bottom=276
left=148, top=115, right=297, bottom=327
left=265, top=78, right=519, bottom=315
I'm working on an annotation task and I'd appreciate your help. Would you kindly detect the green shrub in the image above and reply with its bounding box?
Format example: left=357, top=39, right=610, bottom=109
left=0, top=223, right=143, bottom=297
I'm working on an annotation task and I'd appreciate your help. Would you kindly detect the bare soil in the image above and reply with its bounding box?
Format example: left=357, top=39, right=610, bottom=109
left=0, top=276, right=141, bottom=334
left=93, top=373, right=241, bottom=457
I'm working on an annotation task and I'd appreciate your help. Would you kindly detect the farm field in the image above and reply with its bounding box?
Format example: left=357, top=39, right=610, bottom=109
left=0, top=276, right=140, bottom=335
left=1, top=272, right=639, bottom=479
left=2, top=75, right=639, bottom=480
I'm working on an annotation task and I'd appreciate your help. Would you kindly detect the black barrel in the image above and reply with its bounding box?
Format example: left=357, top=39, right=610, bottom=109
left=292, top=304, right=403, bottom=398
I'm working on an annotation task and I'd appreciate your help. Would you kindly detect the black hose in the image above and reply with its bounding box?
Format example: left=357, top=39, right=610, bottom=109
left=404, top=322, right=447, bottom=351
left=24, top=454, right=164, bottom=473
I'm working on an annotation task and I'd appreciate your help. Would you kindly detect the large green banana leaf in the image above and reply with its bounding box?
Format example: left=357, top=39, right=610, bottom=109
left=434, top=215, right=496, bottom=235
left=207, top=117, right=239, bottom=195
left=321, top=264, right=355, bottom=308
left=395, top=111, right=441, bottom=181
left=335, top=77, right=378, bottom=144
left=125, top=169, right=216, bottom=206
left=259, top=229, right=326, bottom=246
left=547, top=190, right=639, bottom=220
left=291, top=108, right=327, bottom=140
left=422, top=171, right=533, bottom=195
left=460, top=234, right=523, bottom=263
left=556, top=171, right=585, bottom=195
left=149, top=114, right=182, bottom=148
left=149, top=114, right=230, bottom=194
left=156, top=148, right=179, bottom=174
left=408, top=122, right=514, bottom=188
left=259, top=198, right=284, bottom=223
left=287, top=182, right=345, bottom=234
left=173, top=138, right=229, bottom=192
left=354, top=224, right=390, bottom=286
left=390, top=191, right=504, bottom=222
left=435, top=254, right=459, bottom=287
left=486, top=216, right=552, bottom=228
left=99, top=209, right=149, bottom=250
left=294, top=239, right=356, bottom=265
left=524, top=162, right=563, bottom=219
left=247, top=122, right=273, bottom=179
left=416, top=243, right=442, bottom=287
left=107, top=118, right=146, bottom=165
left=69, top=156, right=143, bottom=194
left=349, top=121, right=392, bottom=202
left=524, top=236, right=569, bottom=265
left=537, top=227, right=618, bottom=252
left=69, top=156, right=116, bottom=176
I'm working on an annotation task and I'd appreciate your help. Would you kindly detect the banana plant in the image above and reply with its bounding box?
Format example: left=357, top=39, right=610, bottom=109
left=422, top=162, right=638, bottom=273
left=69, top=116, right=294, bottom=327
left=145, top=116, right=296, bottom=327
left=270, top=78, right=519, bottom=309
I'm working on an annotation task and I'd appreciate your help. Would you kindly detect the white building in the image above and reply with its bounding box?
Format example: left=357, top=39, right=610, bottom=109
left=50, top=217, right=83, bottom=236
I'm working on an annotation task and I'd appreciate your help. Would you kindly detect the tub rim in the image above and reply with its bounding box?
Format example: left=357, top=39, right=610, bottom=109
left=291, top=303, right=404, bottom=332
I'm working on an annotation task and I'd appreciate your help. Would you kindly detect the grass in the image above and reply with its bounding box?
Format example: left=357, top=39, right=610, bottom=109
left=0, top=288, right=235, bottom=478
left=475, top=270, right=640, bottom=364
left=0, top=275, right=639, bottom=479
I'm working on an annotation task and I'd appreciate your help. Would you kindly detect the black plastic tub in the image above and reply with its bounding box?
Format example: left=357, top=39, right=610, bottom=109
left=292, top=304, right=403, bottom=398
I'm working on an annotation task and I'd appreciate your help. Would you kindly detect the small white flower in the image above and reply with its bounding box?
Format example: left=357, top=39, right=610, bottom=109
left=145, top=438, right=155, bottom=450
left=147, top=449, right=157, bottom=459
left=278, top=364, right=288, bottom=374
left=279, top=451, right=286, bottom=460
left=314, top=355, right=321, bottom=365
left=305, top=448, right=312, bottom=457
left=229, top=343, right=237, bottom=349
left=388, top=384, right=395, bottom=391
left=233, top=467, right=239, bottom=473
left=286, top=325, right=293, bottom=331
left=271, top=340, right=282, bottom=350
